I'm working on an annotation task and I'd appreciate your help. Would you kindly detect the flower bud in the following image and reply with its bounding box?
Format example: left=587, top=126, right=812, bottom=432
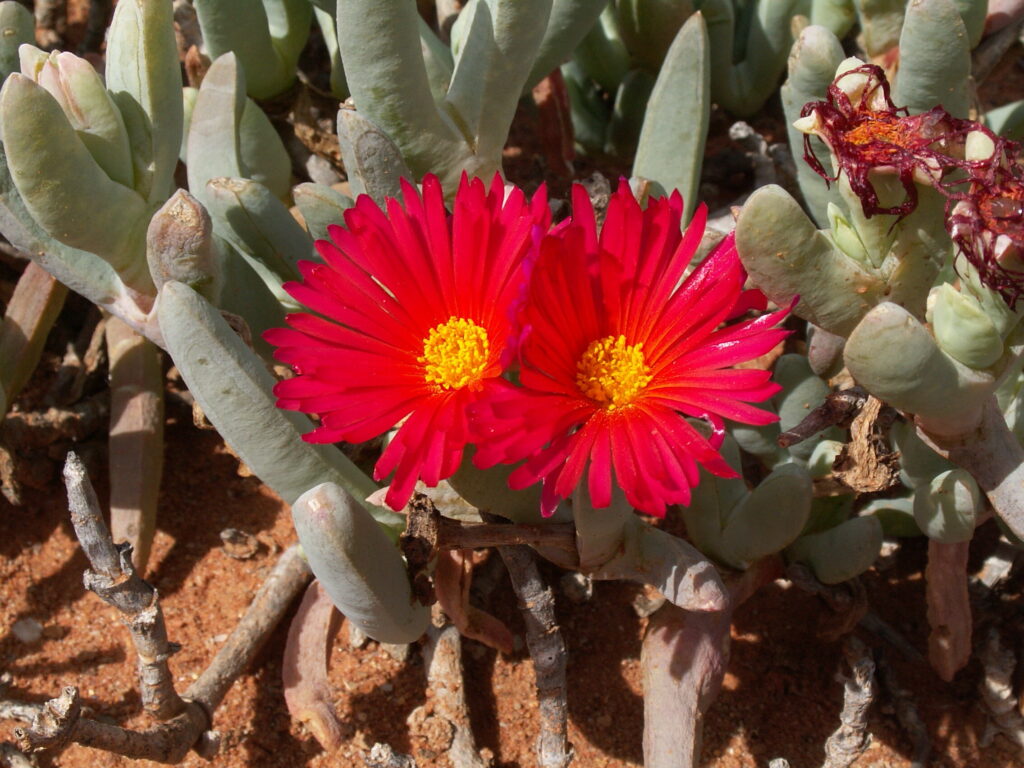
left=928, top=282, right=1003, bottom=369
left=147, top=190, right=221, bottom=302
left=825, top=202, right=869, bottom=264
left=912, top=469, right=981, bottom=543
left=18, top=44, right=134, bottom=189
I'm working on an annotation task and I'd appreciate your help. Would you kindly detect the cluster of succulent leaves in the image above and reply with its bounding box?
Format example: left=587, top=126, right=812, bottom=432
left=0, top=0, right=1022, bottom=665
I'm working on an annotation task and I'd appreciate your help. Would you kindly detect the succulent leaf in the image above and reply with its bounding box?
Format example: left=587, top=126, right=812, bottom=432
left=525, top=0, right=608, bottom=90
left=445, top=0, right=552, bottom=163
left=844, top=302, right=995, bottom=436
left=787, top=515, right=883, bottom=584
left=0, top=3, right=32, bottom=80
left=292, top=182, right=354, bottom=242
left=781, top=24, right=844, bottom=226
left=337, top=0, right=469, bottom=186
left=0, top=75, right=152, bottom=294
left=912, top=468, right=982, bottom=543
left=892, top=0, right=971, bottom=119
left=336, top=106, right=413, bottom=202
left=632, top=12, right=709, bottom=219
left=292, top=482, right=429, bottom=643
left=105, top=0, right=183, bottom=205
left=735, top=185, right=886, bottom=336
left=157, top=281, right=402, bottom=531
left=194, top=0, right=313, bottom=100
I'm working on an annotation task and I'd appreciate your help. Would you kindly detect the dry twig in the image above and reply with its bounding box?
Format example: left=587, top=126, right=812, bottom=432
left=65, top=452, right=183, bottom=719
left=778, top=387, right=867, bottom=448
left=822, top=636, right=876, bottom=768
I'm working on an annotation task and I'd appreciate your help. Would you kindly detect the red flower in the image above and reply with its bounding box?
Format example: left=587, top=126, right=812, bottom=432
left=266, top=174, right=549, bottom=510
left=472, top=182, right=790, bottom=517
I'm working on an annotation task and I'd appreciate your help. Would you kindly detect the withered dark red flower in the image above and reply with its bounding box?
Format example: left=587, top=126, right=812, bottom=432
left=949, top=143, right=1024, bottom=308
left=799, top=63, right=973, bottom=217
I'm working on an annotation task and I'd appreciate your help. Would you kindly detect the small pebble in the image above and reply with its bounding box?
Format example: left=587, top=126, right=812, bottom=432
left=348, top=622, right=369, bottom=649
left=219, top=528, right=259, bottom=560
left=560, top=571, right=593, bottom=603
left=381, top=642, right=411, bottom=663
left=12, top=618, right=42, bottom=644
left=41, top=624, right=66, bottom=640
left=632, top=588, right=667, bottom=618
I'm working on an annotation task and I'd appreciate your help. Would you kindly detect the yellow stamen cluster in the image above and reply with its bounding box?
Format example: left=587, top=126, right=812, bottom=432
left=576, top=334, right=652, bottom=410
left=419, top=316, right=491, bottom=390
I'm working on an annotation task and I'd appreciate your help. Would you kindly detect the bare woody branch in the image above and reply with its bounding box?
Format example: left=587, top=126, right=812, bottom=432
left=777, top=387, right=867, bottom=448
left=65, top=452, right=183, bottom=720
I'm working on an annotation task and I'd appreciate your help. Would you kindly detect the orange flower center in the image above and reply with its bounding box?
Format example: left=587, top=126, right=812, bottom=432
left=845, top=112, right=914, bottom=148
left=576, top=335, right=652, bottom=410
left=419, top=316, right=491, bottom=391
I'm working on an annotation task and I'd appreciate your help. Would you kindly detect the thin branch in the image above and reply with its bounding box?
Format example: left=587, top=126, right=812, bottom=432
left=185, top=545, right=311, bottom=713
left=484, top=513, right=571, bottom=768
left=778, top=387, right=867, bottom=448
left=283, top=581, right=346, bottom=752
left=973, top=16, right=1024, bottom=84
left=822, top=636, right=876, bottom=768
left=925, top=539, right=972, bottom=682
left=786, top=564, right=925, bottom=664
left=439, top=519, right=577, bottom=555
left=0, top=260, right=68, bottom=410
left=106, top=316, right=164, bottom=574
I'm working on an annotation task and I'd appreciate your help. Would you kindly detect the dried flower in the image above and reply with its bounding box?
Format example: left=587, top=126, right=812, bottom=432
left=472, top=182, right=790, bottom=517
left=266, top=174, right=549, bottom=510
left=795, top=61, right=971, bottom=217
left=949, top=137, right=1024, bottom=308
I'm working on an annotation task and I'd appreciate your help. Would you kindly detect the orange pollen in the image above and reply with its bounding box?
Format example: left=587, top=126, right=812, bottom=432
left=845, top=113, right=915, bottom=149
